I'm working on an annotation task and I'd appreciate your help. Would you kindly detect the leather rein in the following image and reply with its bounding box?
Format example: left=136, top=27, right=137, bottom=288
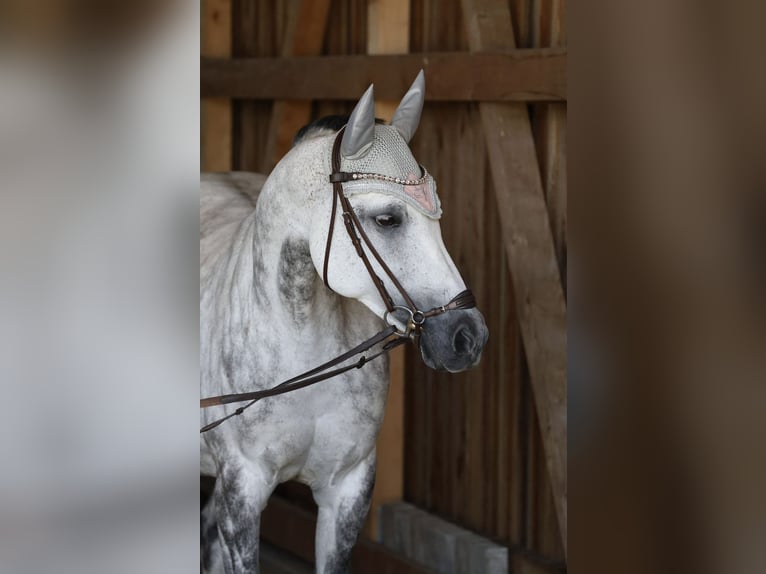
left=200, top=128, right=475, bottom=433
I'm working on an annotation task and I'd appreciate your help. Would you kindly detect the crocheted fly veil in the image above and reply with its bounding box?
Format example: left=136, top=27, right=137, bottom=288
left=340, top=125, right=441, bottom=219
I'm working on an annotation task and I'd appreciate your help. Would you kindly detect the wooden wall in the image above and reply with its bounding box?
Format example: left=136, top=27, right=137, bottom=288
left=403, top=2, right=567, bottom=572
left=404, top=3, right=566, bottom=572
left=203, top=0, right=567, bottom=571
left=230, top=0, right=369, bottom=173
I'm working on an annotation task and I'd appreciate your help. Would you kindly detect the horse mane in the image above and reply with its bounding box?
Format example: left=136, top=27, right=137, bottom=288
left=292, top=114, right=386, bottom=147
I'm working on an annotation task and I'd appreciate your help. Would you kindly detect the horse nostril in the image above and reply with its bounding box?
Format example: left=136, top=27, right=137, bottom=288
left=452, top=325, right=475, bottom=356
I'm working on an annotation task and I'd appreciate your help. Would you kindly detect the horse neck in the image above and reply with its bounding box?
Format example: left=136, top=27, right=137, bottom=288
left=247, top=153, right=381, bottom=351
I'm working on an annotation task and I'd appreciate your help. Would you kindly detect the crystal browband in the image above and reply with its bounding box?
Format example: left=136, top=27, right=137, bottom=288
left=330, top=165, right=442, bottom=220
left=329, top=166, right=430, bottom=186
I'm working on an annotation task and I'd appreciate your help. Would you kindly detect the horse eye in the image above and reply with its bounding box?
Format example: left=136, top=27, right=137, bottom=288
left=374, top=214, right=400, bottom=228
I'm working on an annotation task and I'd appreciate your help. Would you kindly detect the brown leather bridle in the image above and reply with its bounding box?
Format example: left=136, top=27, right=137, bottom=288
left=200, top=128, right=475, bottom=433
left=324, top=127, right=476, bottom=338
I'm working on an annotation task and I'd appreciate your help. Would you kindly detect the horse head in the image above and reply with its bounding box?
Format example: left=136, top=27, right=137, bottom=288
left=289, top=73, right=488, bottom=372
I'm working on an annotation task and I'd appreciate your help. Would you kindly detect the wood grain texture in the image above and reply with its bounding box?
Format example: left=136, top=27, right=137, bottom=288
left=260, top=0, right=332, bottom=173
left=461, top=0, right=567, bottom=556
left=403, top=3, right=534, bottom=560
left=365, top=0, right=410, bottom=541
left=201, top=50, right=567, bottom=101
left=202, top=0, right=232, bottom=172
left=404, top=1, right=521, bottom=558
left=528, top=4, right=567, bottom=564
left=368, top=0, right=410, bottom=56
left=232, top=0, right=284, bottom=170
left=531, top=0, right=567, bottom=287
left=223, top=0, right=568, bottom=569
left=404, top=100, right=514, bottom=533
left=529, top=3, right=567, bottom=564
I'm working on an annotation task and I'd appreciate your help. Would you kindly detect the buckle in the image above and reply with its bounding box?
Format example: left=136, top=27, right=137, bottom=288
left=384, top=306, right=425, bottom=339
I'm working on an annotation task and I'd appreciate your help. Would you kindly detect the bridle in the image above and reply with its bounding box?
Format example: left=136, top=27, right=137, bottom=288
left=200, top=128, right=475, bottom=433
left=324, top=127, right=475, bottom=339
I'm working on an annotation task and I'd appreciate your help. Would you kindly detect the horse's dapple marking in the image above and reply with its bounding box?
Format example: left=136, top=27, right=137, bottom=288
left=278, top=238, right=316, bottom=326
left=252, top=245, right=268, bottom=307
left=200, top=74, right=487, bottom=574
left=322, top=463, right=376, bottom=574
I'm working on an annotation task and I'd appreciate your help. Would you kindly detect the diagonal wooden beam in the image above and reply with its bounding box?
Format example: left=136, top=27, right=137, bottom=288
left=260, top=0, right=332, bottom=173
left=460, top=0, right=568, bottom=556
left=531, top=0, right=568, bottom=287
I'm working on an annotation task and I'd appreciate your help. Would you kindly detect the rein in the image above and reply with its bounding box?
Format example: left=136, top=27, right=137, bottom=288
left=200, top=128, right=475, bottom=433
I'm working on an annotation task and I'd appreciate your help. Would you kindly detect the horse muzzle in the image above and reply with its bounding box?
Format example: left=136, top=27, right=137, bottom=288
left=418, top=308, right=488, bottom=373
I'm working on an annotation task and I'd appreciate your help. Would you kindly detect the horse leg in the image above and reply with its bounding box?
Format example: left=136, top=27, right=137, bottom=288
left=213, top=463, right=275, bottom=574
left=201, top=492, right=224, bottom=574
left=313, top=452, right=376, bottom=574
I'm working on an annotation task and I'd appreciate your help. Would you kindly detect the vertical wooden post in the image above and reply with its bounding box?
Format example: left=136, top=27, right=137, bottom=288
left=365, top=0, right=411, bottom=540
left=201, top=0, right=232, bottom=172
left=461, top=0, right=568, bottom=556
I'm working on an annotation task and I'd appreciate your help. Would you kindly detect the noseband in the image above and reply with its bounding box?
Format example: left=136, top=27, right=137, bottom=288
left=324, top=127, right=476, bottom=339
left=199, top=127, right=475, bottom=432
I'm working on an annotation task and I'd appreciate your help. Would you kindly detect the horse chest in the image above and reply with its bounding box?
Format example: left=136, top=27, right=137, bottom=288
left=207, top=363, right=387, bottom=481
left=297, top=373, right=387, bottom=484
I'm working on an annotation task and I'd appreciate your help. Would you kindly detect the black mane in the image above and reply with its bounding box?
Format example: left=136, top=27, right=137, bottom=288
left=292, top=115, right=386, bottom=147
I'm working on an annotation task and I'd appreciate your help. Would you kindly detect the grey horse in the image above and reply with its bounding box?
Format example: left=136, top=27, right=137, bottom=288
left=200, top=73, right=488, bottom=573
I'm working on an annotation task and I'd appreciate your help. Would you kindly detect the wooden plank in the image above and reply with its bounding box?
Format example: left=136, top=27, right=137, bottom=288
left=231, top=0, right=283, bottom=171
left=446, top=107, right=476, bottom=525
left=525, top=393, right=540, bottom=551
left=368, top=0, right=410, bottom=121
left=411, top=0, right=466, bottom=52
left=323, top=0, right=368, bottom=56
left=444, top=104, right=488, bottom=533
left=405, top=3, right=526, bottom=550
left=201, top=50, right=567, bottom=101
left=261, top=495, right=437, bottom=574
left=528, top=0, right=568, bottom=564
left=203, top=98, right=233, bottom=171
left=201, top=0, right=232, bottom=172
left=531, top=0, right=567, bottom=286
left=493, top=174, right=512, bottom=542
left=260, top=0, right=332, bottom=173
left=364, top=0, right=410, bottom=541
left=460, top=0, right=567, bottom=556
left=368, top=0, right=410, bottom=58
left=507, top=293, right=526, bottom=545
left=533, top=103, right=567, bottom=285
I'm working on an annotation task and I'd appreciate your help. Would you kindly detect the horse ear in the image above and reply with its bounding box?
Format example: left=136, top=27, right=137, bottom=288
left=341, top=84, right=376, bottom=160
left=390, top=69, right=425, bottom=143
